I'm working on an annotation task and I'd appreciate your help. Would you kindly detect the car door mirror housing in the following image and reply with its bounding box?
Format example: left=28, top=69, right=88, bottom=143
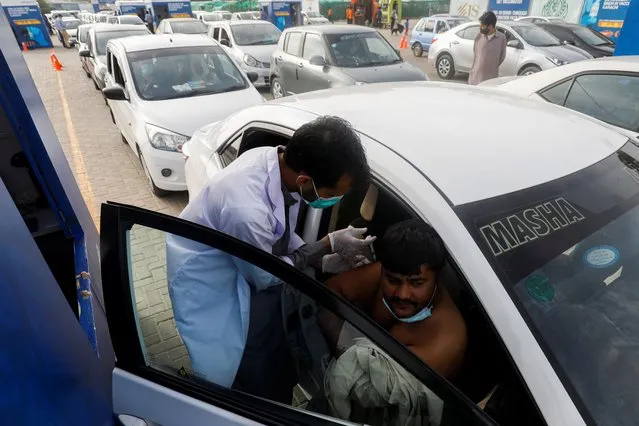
left=103, top=85, right=128, bottom=101
left=220, top=38, right=230, bottom=47
left=79, top=49, right=92, bottom=58
left=309, top=55, right=325, bottom=66
left=563, top=39, right=575, bottom=46
left=507, top=39, right=522, bottom=49
left=246, top=71, right=258, bottom=83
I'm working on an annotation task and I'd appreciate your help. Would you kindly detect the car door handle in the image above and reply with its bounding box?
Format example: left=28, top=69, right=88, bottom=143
left=298, top=62, right=304, bottom=69
left=451, top=40, right=460, bottom=45
left=276, top=56, right=282, bottom=63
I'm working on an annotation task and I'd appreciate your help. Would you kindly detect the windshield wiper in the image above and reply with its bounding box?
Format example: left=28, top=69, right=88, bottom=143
left=244, top=40, right=274, bottom=46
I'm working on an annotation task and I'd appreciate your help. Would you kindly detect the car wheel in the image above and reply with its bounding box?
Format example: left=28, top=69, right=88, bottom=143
left=519, top=65, right=541, bottom=76
left=412, top=42, right=423, bottom=57
left=139, top=150, right=168, bottom=197
left=271, top=77, right=285, bottom=99
left=436, top=54, right=455, bottom=80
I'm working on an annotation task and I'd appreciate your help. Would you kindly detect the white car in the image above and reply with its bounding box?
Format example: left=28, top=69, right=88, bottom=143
left=107, top=14, right=145, bottom=25
left=180, top=82, right=637, bottom=426
left=231, top=11, right=261, bottom=20
left=207, top=20, right=281, bottom=88
left=484, top=56, right=639, bottom=139
left=428, top=21, right=592, bottom=79
left=514, top=16, right=565, bottom=24
left=102, top=34, right=263, bottom=195
left=60, top=17, right=82, bottom=46
left=302, top=11, right=330, bottom=25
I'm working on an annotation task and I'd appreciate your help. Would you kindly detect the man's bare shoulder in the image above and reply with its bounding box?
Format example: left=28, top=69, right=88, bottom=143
left=325, top=262, right=382, bottom=303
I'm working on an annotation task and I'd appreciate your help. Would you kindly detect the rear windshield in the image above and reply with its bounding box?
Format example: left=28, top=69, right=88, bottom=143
left=119, top=15, right=143, bottom=25
left=170, top=20, right=208, bottom=34
left=455, top=141, right=639, bottom=426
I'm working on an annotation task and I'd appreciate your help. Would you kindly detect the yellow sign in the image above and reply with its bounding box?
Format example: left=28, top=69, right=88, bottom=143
left=598, top=20, right=624, bottom=28
left=15, top=19, right=41, bottom=25
left=171, top=13, right=191, bottom=18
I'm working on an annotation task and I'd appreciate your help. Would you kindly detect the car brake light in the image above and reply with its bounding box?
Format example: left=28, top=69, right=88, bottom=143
left=432, top=37, right=438, bottom=43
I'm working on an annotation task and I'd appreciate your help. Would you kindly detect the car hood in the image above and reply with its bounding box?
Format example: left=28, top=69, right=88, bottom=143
left=533, top=44, right=593, bottom=62
left=339, top=61, right=427, bottom=83
left=236, top=44, right=278, bottom=63
left=139, top=87, right=263, bottom=137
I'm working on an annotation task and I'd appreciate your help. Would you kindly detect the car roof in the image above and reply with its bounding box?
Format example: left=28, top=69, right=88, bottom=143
left=268, top=82, right=627, bottom=205
left=91, top=23, right=148, bottom=33
left=162, top=18, right=200, bottom=22
left=109, top=33, right=216, bottom=52
left=495, top=56, right=639, bottom=92
left=284, top=24, right=376, bottom=34
left=226, top=20, right=272, bottom=26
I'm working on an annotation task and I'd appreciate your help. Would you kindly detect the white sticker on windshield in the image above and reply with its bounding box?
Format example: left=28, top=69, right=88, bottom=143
left=583, top=245, right=619, bottom=269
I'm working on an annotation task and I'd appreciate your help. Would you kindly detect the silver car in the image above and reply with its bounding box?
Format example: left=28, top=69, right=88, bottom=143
left=428, top=21, right=592, bottom=79
left=270, top=25, right=426, bottom=98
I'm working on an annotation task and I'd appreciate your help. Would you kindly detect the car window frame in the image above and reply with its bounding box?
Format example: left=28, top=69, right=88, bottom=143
left=284, top=31, right=303, bottom=56
left=302, top=32, right=326, bottom=61
left=458, top=24, right=479, bottom=40
left=101, top=200, right=498, bottom=426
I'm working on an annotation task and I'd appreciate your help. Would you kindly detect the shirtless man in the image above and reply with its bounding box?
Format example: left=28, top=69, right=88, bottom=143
left=325, top=219, right=467, bottom=378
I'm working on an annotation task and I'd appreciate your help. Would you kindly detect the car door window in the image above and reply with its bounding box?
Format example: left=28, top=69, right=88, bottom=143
left=564, top=74, right=639, bottom=132
left=539, top=79, right=572, bottom=105
left=101, top=203, right=495, bottom=426
left=458, top=26, right=479, bottom=40
left=212, top=26, right=220, bottom=40
left=414, top=19, right=424, bottom=32
left=220, top=28, right=230, bottom=43
left=497, top=27, right=517, bottom=43
left=423, top=19, right=435, bottom=33
left=435, top=20, right=447, bottom=34
left=302, top=33, right=325, bottom=60
left=285, top=31, right=303, bottom=56
left=219, top=133, right=242, bottom=166
left=112, top=53, right=126, bottom=86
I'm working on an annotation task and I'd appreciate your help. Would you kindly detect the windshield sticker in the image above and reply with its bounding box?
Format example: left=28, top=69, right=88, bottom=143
left=525, top=273, right=555, bottom=302
left=583, top=245, right=619, bottom=269
left=480, top=197, right=585, bottom=256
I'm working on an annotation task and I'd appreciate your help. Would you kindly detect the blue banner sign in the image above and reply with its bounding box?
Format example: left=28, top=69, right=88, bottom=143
left=488, top=0, right=531, bottom=20
left=581, top=0, right=631, bottom=41
left=2, top=0, right=52, bottom=49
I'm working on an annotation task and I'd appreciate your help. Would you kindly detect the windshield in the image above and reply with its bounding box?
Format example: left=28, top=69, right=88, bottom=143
left=119, top=15, right=143, bottom=25
left=230, top=23, right=280, bottom=45
left=456, top=141, right=639, bottom=426
left=326, top=31, right=401, bottom=67
left=96, top=29, right=147, bottom=55
left=201, top=14, right=219, bottom=22
left=63, top=19, right=81, bottom=29
left=128, top=45, right=248, bottom=101
left=512, top=24, right=560, bottom=46
left=306, top=11, right=321, bottom=17
left=216, top=12, right=232, bottom=20
left=239, top=12, right=258, bottom=19
left=572, top=26, right=614, bottom=46
left=170, top=20, right=208, bottom=34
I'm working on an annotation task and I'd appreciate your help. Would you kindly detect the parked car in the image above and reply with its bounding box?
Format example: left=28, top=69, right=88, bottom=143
left=231, top=11, right=261, bottom=20
left=79, top=24, right=150, bottom=92
left=270, top=25, right=426, bottom=98
left=102, top=34, right=263, bottom=196
left=428, top=21, right=592, bottom=79
left=107, top=14, right=145, bottom=26
left=410, top=14, right=469, bottom=57
left=174, top=82, right=637, bottom=426
left=483, top=56, right=639, bottom=139
left=207, top=20, right=281, bottom=88
left=194, top=11, right=222, bottom=24
left=60, top=17, right=82, bottom=46
left=302, top=11, right=329, bottom=25
left=515, top=16, right=564, bottom=23
left=155, top=18, right=209, bottom=35
left=535, top=22, right=615, bottom=57
left=76, top=23, right=93, bottom=75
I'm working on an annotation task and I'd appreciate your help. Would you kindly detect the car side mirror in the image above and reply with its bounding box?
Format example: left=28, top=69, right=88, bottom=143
left=507, top=39, right=522, bottom=49
left=246, top=71, right=258, bottom=83
left=79, top=49, right=92, bottom=58
left=563, top=40, right=575, bottom=46
left=103, top=85, right=128, bottom=101
left=220, top=38, right=230, bottom=47
left=309, top=55, right=325, bottom=66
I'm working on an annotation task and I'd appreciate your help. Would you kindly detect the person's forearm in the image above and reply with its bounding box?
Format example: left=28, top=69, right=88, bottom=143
left=287, top=237, right=331, bottom=269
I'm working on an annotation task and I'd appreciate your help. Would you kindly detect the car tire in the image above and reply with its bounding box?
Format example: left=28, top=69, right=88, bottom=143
left=518, top=65, right=541, bottom=76
left=139, top=150, right=168, bottom=197
left=412, top=42, right=423, bottom=57
left=436, top=53, right=455, bottom=80
left=271, top=77, right=285, bottom=99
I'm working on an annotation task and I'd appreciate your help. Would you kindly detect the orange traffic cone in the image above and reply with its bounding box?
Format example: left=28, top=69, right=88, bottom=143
left=50, top=50, right=63, bottom=71
left=399, top=34, right=408, bottom=49
left=21, top=42, right=28, bottom=52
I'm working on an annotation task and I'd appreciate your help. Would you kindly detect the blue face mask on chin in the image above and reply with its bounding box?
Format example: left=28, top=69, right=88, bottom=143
left=383, top=285, right=438, bottom=323
left=299, top=178, right=343, bottom=209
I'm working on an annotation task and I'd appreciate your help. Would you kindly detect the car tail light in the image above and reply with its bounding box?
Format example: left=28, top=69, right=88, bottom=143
left=432, top=36, right=438, bottom=44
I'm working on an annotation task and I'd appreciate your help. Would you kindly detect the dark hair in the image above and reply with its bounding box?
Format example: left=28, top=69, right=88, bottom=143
left=377, top=219, right=446, bottom=275
left=284, top=116, right=369, bottom=189
left=479, top=11, right=497, bottom=27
